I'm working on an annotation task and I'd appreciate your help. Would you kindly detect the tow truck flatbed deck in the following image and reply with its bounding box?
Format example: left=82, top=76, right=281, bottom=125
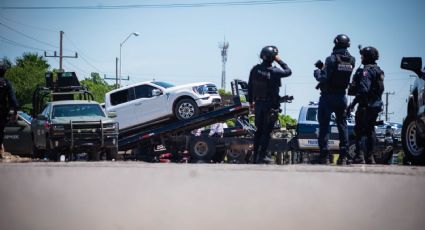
left=118, top=102, right=249, bottom=151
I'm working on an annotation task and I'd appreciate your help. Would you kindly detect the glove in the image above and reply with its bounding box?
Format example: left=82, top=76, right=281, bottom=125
left=314, top=60, right=324, bottom=69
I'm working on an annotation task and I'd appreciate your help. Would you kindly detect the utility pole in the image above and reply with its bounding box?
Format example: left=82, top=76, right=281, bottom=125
left=219, top=39, right=229, bottom=90
left=104, top=57, right=129, bottom=89
left=44, top=31, right=78, bottom=72
left=384, top=91, right=395, bottom=121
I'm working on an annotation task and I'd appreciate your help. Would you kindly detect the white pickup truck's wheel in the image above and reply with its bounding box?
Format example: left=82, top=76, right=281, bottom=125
left=174, top=98, right=199, bottom=120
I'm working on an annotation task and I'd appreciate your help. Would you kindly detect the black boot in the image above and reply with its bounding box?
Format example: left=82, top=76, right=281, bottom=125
left=337, top=156, right=347, bottom=166
left=316, top=151, right=330, bottom=165
left=356, top=152, right=366, bottom=164
left=337, top=148, right=349, bottom=166
left=262, top=153, right=275, bottom=164
left=366, top=153, right=376, bottom=164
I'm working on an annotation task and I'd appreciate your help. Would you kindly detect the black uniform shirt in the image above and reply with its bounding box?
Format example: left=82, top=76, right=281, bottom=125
left=314, top=48, right=355, bottom=94
left=247, top=60, right=292, bottom=103
left=0, top=77, right=19, bottom=112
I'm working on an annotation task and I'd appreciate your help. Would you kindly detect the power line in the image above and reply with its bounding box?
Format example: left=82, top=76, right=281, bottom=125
left=0, top=15, right=58, bottom=33
left=0, top=22, right=59, bottom=49
left=63, top=34, right=103, bottom=73
left=63, top=59, right=90, bottom=76
left=0, top=0, right=334, bottom=10
left=0, top=35, right=52, bottom=52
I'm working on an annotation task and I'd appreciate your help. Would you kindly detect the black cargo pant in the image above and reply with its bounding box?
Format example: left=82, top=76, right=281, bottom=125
left=253, top=100, right=279, bottom=163
left=318, top=93, right=349, bottom=159
left=354, top=106, right=380, bottom=158
left=0, top=110, right=8, bottom=148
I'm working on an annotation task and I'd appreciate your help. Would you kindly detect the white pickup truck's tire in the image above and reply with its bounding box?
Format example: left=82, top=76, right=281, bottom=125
left=174, top=98, right=199, bottom=120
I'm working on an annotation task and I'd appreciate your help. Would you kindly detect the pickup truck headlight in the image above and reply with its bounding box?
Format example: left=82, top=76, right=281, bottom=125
left=52, top=125, right=65, bottom=131
left=192, top=85, right=208, bottom=95
left=51, top=125, right=65, bottom=136
left=104, top=123, right=119, bottom=132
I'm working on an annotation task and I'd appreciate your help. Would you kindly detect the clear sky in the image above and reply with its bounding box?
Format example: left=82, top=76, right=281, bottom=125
left=1, top=0, right=424, bottom=123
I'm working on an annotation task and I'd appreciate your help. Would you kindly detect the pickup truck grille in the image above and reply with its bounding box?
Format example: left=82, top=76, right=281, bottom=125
left=52, top=121, right=118, bottom=148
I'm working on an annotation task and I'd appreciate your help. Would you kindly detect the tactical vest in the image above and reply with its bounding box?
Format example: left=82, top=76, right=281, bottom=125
left=329, top=54, right=354, bottom=90
left=252, top=65, right=271, bottom=100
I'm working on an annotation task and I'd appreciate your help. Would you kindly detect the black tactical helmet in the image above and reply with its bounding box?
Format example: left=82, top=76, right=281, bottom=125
left=260, top=45, right=278, bottom=62
left=360, top=46, right=379, bottom=63
left=333, top=34, right=350, bottom=48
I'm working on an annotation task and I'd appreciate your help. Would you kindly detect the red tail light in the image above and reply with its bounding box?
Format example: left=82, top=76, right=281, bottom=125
left=44, top=121, right=50, bottom=129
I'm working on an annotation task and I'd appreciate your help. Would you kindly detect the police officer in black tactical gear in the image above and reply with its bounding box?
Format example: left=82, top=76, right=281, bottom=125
left=0, top=59, right=18, bottom=159
left=248, top=46, right=292, bottom=164
left=347, top=46, right=384, bottom=164
left=314, top=34, right=355, bottom=165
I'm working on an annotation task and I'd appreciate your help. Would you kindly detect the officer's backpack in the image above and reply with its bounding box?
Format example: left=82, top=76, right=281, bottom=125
left=330, top=54, right=354, bottom=90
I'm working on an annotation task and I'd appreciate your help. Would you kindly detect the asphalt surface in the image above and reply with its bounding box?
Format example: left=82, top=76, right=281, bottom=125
left=1, top=162, right=424, bottom=230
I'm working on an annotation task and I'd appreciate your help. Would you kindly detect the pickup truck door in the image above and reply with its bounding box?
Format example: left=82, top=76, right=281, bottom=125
left=3, top=115, right=32, bottom=155
left=419, top=77, right=425, bottom=117
left=106, top=88, right=136, bottom=130
left=133, top=84, right=167, bottom=124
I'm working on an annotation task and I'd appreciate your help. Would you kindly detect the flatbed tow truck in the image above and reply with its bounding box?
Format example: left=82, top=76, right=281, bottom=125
left=117, top=79, right=292, bottom=163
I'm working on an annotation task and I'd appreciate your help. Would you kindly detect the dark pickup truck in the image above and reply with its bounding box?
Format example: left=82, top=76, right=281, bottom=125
left=401, top=57, right=425, bottom=165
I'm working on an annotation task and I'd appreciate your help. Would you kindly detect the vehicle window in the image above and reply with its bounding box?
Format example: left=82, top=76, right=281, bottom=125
left=18, top=112, right=33, bottom=122
left=152, top=81, right=175, bottom=88
left=52, top=104, right=105, bottom=118
left=306, top=108, right=318, bottom=121
left=41, top=105, right=50, bottom=118
left=135, top=85, right=158, bottom=99
left=110, top=88, right=135, bottom=106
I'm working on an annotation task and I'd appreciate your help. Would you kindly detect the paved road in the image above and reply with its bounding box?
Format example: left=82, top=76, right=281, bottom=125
left=1, top=162, right=424, bottom=230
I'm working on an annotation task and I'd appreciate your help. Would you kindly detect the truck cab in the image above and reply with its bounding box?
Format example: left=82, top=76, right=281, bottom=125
left=296, top=102, right=355, bottom=152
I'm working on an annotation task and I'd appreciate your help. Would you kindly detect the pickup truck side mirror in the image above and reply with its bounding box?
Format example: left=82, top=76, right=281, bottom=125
left=36, top=114, right=47, bottom=120
left=107, top=112, right=117, bottom=118
left=152, top=89, right=162, bottom=97
left=401, top=57, right=425, bottom=79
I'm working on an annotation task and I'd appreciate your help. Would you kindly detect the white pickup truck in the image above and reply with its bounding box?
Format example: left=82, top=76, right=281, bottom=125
left=104, top=81, right=221, bottom=131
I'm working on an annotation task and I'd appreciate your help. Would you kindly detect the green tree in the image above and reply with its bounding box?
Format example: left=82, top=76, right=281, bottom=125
left=278, top=114, right=297, bottom=127
left=81, top=72, right=114, bottom=103
left=5, top=53, right=50, bottom=112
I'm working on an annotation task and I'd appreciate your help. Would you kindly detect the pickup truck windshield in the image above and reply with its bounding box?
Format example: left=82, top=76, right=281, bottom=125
left=152, top=81, right=175, bottom=88
left=52, top=104, right=105, bottom=118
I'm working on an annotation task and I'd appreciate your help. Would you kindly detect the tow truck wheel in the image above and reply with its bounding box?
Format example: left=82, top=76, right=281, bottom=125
left=174, top=98, right=199, bottom=120
left=226, top=150, right=246, bottom=164
left=189, top=136, right=215, bottom=162
left=89, top=150, right=101, bottom=161
left=402, top=115, right=425, bottom=165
